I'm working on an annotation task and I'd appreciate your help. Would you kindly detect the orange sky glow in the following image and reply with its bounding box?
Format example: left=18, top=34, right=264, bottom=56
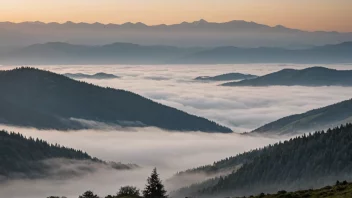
left=0, top=0, right=351, bottom=32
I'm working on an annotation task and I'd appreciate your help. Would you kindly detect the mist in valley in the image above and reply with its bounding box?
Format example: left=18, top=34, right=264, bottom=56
left=1, top=64, right=352, bottom=197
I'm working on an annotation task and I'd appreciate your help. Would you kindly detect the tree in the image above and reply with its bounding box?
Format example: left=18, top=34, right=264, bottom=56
left=79, top=191, right=100, bottom=198
left=117, top=186, right=140, bottom=197
left=143, top=168, right=167, bottom=198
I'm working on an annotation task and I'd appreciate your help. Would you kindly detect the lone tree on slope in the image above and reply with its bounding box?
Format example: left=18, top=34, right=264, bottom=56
left=143, top=168, right=167, bottom=198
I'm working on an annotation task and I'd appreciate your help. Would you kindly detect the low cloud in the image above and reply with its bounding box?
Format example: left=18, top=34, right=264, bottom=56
left=1, top=64, right=352, bottom=197
left=0, top=125, right=282, bottom=198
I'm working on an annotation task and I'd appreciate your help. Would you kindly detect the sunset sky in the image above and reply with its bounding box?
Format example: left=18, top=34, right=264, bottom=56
left=1, top=0, right=351, bottom=32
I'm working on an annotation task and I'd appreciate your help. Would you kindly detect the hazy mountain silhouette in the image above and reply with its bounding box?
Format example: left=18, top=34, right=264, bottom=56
left=2, top=42, right=352, bottom=65
left=64, top=72, right=119, bottom=79
left=0, top=67, right=232, bottom=133
left=194, top=73, right=258, bottom=81
left=222, top=67, right=352, bottom=87
left=251, top=98, right=352, bottom=135
left=2, top=42, right=199, bottom=65
left=179, top=42, right=352, bottom=64
left=0, top=20, right=351, bottom=50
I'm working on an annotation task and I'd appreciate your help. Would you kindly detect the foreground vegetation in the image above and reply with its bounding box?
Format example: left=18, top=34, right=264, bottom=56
left=240, top=180, right=352, bottom=198
left=48, top=168, right=167, bottom=198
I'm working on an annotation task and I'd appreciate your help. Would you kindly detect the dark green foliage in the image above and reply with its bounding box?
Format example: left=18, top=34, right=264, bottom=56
left=252, top=97, right=352, bottom=135
left=223, top=67, right=352, bottom=87
left=175, top=148, right=263, bottom=176
left=79, top=191, right=100, bottom=198
left=0, top=67, right=232, bottom=133
left=178, top=124, right=352, bottom=197
left=240, top=180, right=352, bottom=198
left=0, top=130, right=93, bottom=177
left=116, top=186, right=140, bottom=197
left=143, top=168, right=167, bottom=198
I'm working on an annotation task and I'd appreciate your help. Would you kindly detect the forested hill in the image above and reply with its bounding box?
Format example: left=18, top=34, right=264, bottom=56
left=0, top=130, right=136, bottom=179
left=194, top=73, right=258, bottom=81
left=252, top=98, right=352, bottom=135
left=0, top=67, right=231, bottom=133
left=222, top=67, right=352, bottom=87
left=174, top=123, right=352, bottom=198
left=0, top=130, right=88, bottom=178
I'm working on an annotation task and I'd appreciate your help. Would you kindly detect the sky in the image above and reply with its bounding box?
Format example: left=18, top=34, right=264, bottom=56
left=0, top=0, right=351, bottom=32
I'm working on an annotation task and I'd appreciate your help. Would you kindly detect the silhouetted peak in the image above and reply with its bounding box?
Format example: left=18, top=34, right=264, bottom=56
left=196, top=19, right=208, bottom=24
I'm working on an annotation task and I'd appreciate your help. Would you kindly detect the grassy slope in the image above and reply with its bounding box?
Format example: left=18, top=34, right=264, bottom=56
left=242, top=181, right=352, bottom=198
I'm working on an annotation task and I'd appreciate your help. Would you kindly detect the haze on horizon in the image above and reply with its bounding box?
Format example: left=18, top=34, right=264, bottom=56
left=1, top=0, right=351, bottom=32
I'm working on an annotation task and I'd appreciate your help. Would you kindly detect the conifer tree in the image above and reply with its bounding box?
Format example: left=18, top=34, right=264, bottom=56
left=143, top=168, right=167, bottom=198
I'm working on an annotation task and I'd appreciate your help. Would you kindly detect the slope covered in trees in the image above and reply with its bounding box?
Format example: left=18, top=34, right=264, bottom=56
left=194, top=73, right=258, bottom=81
left=174, top=123, right=352, bottom=198
left=252, top=98, right=352, bottom=135
left=0, top=130, right=133, bottom=179
left=222, top=67, right=352, bottom=87
left=0, top=67, right=231, bottom=133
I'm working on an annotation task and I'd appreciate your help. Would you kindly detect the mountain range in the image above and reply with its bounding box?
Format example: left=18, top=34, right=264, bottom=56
left=172, top=124, right=352, bottom=198
left=1, top=42, right=352, bottom=65
left=1, top=20, right=351, bottom=50
left=222, top=67, right=352, bottom=87
left=0, top=67, right=231, bottom=133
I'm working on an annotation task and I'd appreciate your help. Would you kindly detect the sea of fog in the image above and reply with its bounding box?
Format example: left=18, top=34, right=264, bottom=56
left=1, top=64, right=352, bottom=197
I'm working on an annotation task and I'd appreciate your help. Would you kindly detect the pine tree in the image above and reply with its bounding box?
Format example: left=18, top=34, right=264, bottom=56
left=143, top=168, right=167, bottom=198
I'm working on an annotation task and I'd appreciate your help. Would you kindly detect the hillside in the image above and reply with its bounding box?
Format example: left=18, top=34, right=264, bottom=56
left=194, top=73, right=258, bottom=81
left=0, top=130, right=133, bottom=179
left=252, top=98, right=352, bottom=135
left=222, top=67, right=352, bottom=87
left=173, top=123, right=352, bottom=198
left=240, top=181, right=352, bottom=198
left=64, top=72, right=119, bottom=79
left=0, top=67, right=231, bottom=133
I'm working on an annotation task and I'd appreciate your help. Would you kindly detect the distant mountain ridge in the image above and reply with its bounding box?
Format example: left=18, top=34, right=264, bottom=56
left=0, top=19, right=351, bottom=49
left=252, top=98, right=352, bottom=135
left=194, top=73, right=258, bottom=81
left=64, top=72, right=119, bottom=79
left=178, top=43, right=352, bottom=64
left=0, top=67, right=232, bottom=133
left=1, top=42, right=352, bottom=65
left=222, top=67, right=352, bottom=87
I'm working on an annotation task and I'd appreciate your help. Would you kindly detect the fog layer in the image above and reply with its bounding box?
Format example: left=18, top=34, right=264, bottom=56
left=1, top=64, right=351, bottom=132
left=0, top=125, right=281, bottom=198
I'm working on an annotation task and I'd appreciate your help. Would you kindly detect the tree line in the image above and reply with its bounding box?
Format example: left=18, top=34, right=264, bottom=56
left=48, top=168, right=167, bottom=198
left=175, top=123, right=352, bottom=197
